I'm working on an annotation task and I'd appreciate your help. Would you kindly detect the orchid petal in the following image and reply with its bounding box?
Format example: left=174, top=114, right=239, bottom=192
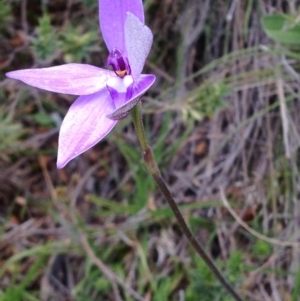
left=100, top=0, right=144, bottom=53
left=57, top=89, right=117, bottom=168
left=125, top=13, right=153, bottom=81
left=6, top=64, right=116, bottom=95
left=107, top=74, right=156, bottom=120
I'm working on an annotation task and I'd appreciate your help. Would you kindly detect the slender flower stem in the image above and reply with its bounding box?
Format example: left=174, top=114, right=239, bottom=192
left=130, top=103, right=244, bottom=301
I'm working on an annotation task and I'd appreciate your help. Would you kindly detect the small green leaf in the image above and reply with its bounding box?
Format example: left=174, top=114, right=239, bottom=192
left=60, top=24, right=97, bottom=63
left=0, top=108, right=25, bottom=152
left=32, top=113, right=54, bottom=127
left=0, top=1, right=12, bottom=28
left=31, top=14, right=60, bottom=61
left=252, top=240, right=272, bottom=259
left=262, top=14, right=300, bottom=45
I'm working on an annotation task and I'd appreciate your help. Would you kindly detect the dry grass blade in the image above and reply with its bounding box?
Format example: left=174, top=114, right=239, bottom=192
left=220, top=187, right=300, bottom=247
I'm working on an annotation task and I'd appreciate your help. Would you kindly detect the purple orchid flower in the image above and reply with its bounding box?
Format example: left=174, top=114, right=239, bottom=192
left=6, top=0, right=155, bottom=168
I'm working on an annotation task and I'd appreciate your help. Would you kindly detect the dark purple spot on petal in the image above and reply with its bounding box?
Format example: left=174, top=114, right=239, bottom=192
left=106, top=49, right=131, bottom=78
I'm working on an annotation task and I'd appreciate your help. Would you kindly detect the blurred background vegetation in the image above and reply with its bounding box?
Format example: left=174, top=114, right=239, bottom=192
left=1, top=0, right=300, bottom=300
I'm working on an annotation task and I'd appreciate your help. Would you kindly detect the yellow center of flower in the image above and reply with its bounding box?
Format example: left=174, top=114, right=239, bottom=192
left=115, top=70, right=127, bottom=77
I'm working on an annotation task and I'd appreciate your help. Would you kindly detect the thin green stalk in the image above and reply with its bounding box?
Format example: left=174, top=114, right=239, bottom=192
left=130, top=103, right=244, bottom=301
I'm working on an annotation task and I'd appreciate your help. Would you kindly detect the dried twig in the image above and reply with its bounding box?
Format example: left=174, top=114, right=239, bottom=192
left=220, top=187, right=300, bottom=247
left=277, top=78, right=290, bottom=158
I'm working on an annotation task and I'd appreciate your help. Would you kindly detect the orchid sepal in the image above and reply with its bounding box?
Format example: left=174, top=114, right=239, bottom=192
left=100, top=0, right=144, bottom=54
left=6, top=64, right=116, bottom=95
left=57, top=88, right=118, bottom=168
